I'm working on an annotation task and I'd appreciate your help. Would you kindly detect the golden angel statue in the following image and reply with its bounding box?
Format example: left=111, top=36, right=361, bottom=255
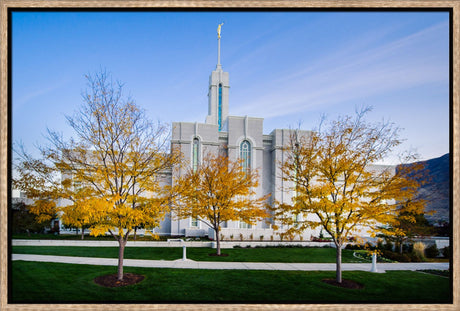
left=217, top=22, right=224, bottom=39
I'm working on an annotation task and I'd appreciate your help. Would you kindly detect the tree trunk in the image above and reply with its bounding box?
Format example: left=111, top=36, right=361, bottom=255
left=336, top=243, right=342, bottom=283
left=117, top=238, right=127, bottom=281
left=216, top=227, right=221, bottom=256
left=134, top=227, right=137, bottom=241
left=81, top=227, right=84, bottom=240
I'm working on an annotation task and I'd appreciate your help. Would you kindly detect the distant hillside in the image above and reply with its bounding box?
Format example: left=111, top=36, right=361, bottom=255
left=398, top=153, right=450, bottom=224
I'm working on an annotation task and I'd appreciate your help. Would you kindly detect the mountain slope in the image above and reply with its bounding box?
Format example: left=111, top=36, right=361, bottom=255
left=399, top=153, right=450, bottom=224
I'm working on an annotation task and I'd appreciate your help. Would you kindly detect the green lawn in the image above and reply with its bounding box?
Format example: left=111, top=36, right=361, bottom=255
left=12, top=245, right=368, bottom=263
left=11, top=261, right=451, bottom=303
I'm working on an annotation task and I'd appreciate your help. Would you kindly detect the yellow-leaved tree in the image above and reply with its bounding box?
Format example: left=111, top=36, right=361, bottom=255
left=59, top=176, right=99, bottom=240
left=13, top=150, right=61, bottom=227
left=270, top=107, right=426, bottom=284
left=13, top=71, right=180, bottom=281
left=171, top=153, right=269, bottom=255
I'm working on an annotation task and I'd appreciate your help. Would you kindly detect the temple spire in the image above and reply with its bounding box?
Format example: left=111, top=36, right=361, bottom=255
left=217, top=22, right=224, bottom=69
left=206, top=23, right=229, bottom=130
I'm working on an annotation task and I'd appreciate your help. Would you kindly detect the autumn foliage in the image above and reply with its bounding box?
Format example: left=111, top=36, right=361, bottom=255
left=13, top=71, right=180, bottom=281
left=271, top=107, right=427, bottom=283
left=171, top=153, right=269, bottom=255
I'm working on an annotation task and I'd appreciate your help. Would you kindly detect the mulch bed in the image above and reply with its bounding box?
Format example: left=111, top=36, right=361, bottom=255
left=94, top=273, right=145, bottom=287
left=322, top=278, right=364, bottom=289
left=208, top=253, right=229, bottom=257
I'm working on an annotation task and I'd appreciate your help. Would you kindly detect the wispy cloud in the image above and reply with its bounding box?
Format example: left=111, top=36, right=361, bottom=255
left=232, top=21, right=448, bottom=119
left=14, top=79, right=72, bottom=111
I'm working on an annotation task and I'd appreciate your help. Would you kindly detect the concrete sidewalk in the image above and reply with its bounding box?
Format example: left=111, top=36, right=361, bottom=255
left=12, top=254, right=450, bottom=273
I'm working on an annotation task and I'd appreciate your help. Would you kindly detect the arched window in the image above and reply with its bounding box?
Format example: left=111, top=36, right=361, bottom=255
left=294, top=159, right=298, bottom=198
left=292, top=214, right=301, bottom=227
left=192, top=137, right=200, bottom=172
left=218, top=83, right=223, bottom=131
left=240, top=140, right=251, bottom=174
left=191, top=138, right=200, bottom=227
left=293, top=142, right=300, bottom=198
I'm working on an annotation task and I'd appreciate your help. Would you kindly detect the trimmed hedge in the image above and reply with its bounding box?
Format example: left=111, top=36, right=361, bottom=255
left=425, top=244, right=439, bottom=258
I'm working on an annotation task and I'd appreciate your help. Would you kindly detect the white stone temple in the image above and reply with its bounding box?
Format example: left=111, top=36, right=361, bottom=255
left=157, top=24, right=316, bottom=240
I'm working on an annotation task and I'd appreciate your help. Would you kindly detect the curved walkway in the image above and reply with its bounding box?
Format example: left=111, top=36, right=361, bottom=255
left=12, top=254, right=449, bottom=273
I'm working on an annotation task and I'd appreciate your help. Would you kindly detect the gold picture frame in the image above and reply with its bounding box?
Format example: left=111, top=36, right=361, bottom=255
left=1, top=1, right=458, bottom=310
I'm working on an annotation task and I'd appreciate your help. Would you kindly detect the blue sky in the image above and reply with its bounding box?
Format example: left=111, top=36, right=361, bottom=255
left=12, top=10, right=450, bottom=164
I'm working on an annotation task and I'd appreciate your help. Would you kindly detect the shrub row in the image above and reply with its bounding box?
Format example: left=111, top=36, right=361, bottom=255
left=233, top=244, right=333, bottom=249
left=345, top=241, right=450, bottom=262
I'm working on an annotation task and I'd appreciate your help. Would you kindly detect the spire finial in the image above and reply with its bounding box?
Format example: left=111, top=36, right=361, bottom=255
left=217, top=22, right=224, bottom=39
left=217, top=22, right=224, bottom=68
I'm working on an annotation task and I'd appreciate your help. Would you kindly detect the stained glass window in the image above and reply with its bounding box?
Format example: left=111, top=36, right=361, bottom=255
left=218, top=83, right=222, bottom=131
left=193, top=138, right=199, bottom=172
left=294, top=143, right=300, bottom=198
left=240, top=140, right=251, bottom=174
left=292, top=214, right=301, bottom=227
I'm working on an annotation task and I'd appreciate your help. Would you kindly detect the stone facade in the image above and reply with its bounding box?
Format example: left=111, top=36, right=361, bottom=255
left=156, top=46, right=319, bottom=240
